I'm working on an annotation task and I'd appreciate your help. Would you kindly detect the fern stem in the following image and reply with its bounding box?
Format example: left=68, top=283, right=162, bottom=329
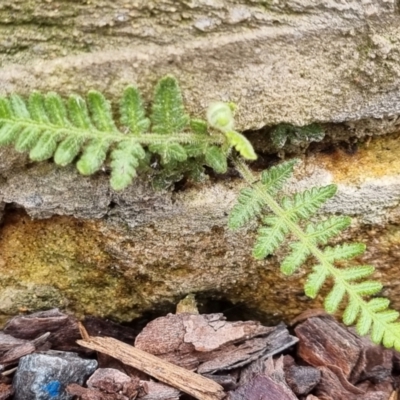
left=232, top=156, right=400, bottom=345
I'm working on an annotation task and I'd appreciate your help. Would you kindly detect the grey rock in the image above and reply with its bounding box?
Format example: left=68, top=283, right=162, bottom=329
left=13, top=351, right=98, bottom=400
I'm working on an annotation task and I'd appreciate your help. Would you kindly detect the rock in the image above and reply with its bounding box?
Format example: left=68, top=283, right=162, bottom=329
left=13, top=350, right=98, bottom=400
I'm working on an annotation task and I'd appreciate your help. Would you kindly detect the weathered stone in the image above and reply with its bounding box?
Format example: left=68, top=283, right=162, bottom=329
left=0, top=1, right=400, bottom=128
left=13, top=350, right=98, bottom=400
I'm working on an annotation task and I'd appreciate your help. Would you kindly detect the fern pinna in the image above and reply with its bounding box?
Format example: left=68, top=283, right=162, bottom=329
left=229, top=157, right=400, bottom=351
left=0, top=76, right=255, bottom=190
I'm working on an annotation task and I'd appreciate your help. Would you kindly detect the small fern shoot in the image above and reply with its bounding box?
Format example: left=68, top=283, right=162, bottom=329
left=230, top=157, right=400, bottom=351
left=0, top=76, right=256, bottom=191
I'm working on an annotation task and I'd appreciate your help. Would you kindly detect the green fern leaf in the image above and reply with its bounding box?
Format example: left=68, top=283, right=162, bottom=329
left=110, top=141, right=145, bottom=191
left=0, top=97, right=13, bottom=119
left=190, top=119, right=208, bottom=135
left=76, top=140, right=109, bottom=175
left=323, top=243, right=366, bottom=262
left=351, top=281, right=382, bottom=296
left=224, top=130, right=257, bottom=160
left=281, top=185, right=337, bottom=221
left=205, top=146, right=227, bottom=174
left=304, top=265, right=329, bottom=298
left=28, top=92, right=50, bottom=123
left=228, top=187, right=266, bottom=230
left=357, top=309, right=373, bottom=336
left=376, top=310, right=400, bottom=323
left=261, top=160, right=297, bottom=196
left=151, top=76, right=189, bottom=135
left=149, top=143, right=187, bottom=164
left=324, top=282, right=346, bottom=313
left=368, top=298, right=390, bottom=312
left=29, top=131, right=58, bottom=161
left=0, top=124, right=20, bottom=145
left=120, top=86, right=150, bottom=136
left=371, top=320, right=385, bottom=344
left=339, top=265, right=375, bottom=281
left=10, top=94, right=30, bottom=119
left=54, top=136, right=84, bottom=166
left=270, top=124, right=289, bottom=149
left=44, top=92, right=70, bottom=126
left=280, top=242, right=310, bottom=275
left=67, top=95, right=94, bottom=130
left=253, top=218, right=289, bottom=259
left=304, top=216, right=351, bottom=244
left=87, top=91, right=117, bottom=132
left=342, top=297, right=360, bottom=325
left=15, top=127, right=41, bottom=152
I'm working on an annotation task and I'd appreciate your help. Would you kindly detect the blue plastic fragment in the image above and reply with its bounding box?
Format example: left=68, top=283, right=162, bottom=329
left=43, top=380, right=61, bottom=397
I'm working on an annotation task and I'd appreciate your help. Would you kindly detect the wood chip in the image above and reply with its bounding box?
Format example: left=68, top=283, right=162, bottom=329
left=77, top=327, right=225, bottom=400
left=295, top=316, right=362, bottom=378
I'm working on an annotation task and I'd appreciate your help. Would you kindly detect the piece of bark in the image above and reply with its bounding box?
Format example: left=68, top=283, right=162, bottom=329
left=3, top=308, right=81, bottom=352
left=314, top=366, right=365, bottom=400
left=201, top=374, right=237, bottom=391
left=0, top=333, right=26, bottom=354
left=140, top=381, right=180, bottom=400
left=0, top=332, right=50, bottom=369
left=349, top=334, right=393, bottom=384
left=77, top=330, right=225, bottom=400
left=226, top=374, right=296, bottom=400
left=196, top=323, right=298, bottom=373
left=284, top=364, right=320, bottom=395
left=134, top=313, right=274, bottom=371
left=282, top=354, right=320, bottom=396
left=135, top=313, right=272, bottom=353
left=87, top=368, right=144, bottom=398
left=0, top=383, right=13, bottom=400
left=67, top=383, right=120, bottom=400
left=295, top=316, right=361, bottom=379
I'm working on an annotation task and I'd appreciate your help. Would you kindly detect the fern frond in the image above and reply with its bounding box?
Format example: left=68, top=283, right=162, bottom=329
left=151, top=75, right=189, bottom=135
left=0, top=76, right=242, bottom=190
left=231, top=158, right=400, bottom=351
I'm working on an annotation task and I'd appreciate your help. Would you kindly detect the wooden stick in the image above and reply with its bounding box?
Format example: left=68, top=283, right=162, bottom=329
left=77, top=328, right=225, bottom=400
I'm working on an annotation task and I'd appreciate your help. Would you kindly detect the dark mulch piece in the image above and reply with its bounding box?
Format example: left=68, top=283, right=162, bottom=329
left=0, top=308, right=398, bottom=400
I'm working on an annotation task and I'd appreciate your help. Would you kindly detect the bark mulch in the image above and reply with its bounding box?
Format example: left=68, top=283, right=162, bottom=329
left=0, top=305, right=398, bottom=400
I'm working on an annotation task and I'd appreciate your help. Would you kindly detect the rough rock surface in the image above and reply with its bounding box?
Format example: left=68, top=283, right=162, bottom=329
left=0, top=0, right=400, bottom=128
left=0, top=1, right=400, bottom=323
